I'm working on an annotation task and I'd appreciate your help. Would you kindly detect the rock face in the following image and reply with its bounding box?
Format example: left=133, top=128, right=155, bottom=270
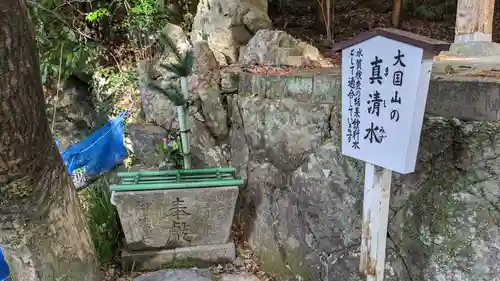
left=137, top=60, right=178, bottom=130
left=239, top=29, right=334, bottom=67
left=47, top=76, right=97, bottom=148
left=133, top=18, right=500, bottom=281
left=182, top=67, right=500, bottom=281
left=230, top=70, right=361, bottom=281
left=126, top=123, right=167, bottom=166
left=191, top=0, right=272, bottom=66
left=219, top=273, right=261, bottom=281
left=134, top=269, right=215, bottom=281
left=384, top=119, right=500, bottom=281
left=190, top=41, right=228, bottom=139
left=229, top=71, right=500, bottom=281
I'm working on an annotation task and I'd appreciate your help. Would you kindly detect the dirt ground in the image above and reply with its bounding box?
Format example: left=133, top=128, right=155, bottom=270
left=272, top=0, right=500, bottom=55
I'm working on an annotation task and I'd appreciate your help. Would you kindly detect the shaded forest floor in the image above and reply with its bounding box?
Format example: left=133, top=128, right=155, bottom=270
left=272, top=0, right=500, bottom=56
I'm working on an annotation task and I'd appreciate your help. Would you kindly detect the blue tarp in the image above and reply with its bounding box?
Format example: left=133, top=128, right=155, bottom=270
left=0, top=111, right=128, bottom=278
left=60, top=110, right=128, bottom=189
left=0, top=248, right=10, bottom=281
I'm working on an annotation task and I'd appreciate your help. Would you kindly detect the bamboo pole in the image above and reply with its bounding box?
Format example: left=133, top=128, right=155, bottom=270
left=179, top=76, right=192, bottom=169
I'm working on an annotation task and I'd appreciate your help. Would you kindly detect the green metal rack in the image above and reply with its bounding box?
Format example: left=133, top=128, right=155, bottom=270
left=110, top=167, right=244, bottom=192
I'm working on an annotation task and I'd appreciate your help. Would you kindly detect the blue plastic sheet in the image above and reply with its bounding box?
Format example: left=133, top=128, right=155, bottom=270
left=0, top=248, right=10, bottom=281
left=60, top=110, right=128, bottom=189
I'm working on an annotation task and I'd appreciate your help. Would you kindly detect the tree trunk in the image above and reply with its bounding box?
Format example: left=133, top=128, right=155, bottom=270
left=316, top=0, right=333, bottom=40
left=0, top=0, right=100, bottom=280
left=391, top=0, right=401, bottom=28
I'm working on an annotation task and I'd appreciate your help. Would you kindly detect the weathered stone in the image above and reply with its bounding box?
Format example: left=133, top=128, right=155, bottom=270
left=124, top=243, right=236, bottom=272
left=240, top=67, right=500, bottom=121
left=230, top=95, right=334, bottom=174
left=189, top=41, right=228, bottom=139
left=240, top=144, right=363, bottom=281
left=238, top=69, right=340, bottom=103
left=133, top=50, right=500, bottom=281
left=114, top=186, right=239, bottom=250
left=190, top=117, right=230, bottom=168
left=384, top=118, right=500, bottom=281
left=222, top=70, right=500, bottom=280
left=229, top=92, right=500, bottom=281
left=220, top=67, right=241, bottom=93
left=426, top=76, right=500, bottom=121
left=134, top=268, right=215, bottom=281
left=191, top=0, right=271, bottom=66
left=219, top=273, right=260, bottom=281
left=127, top=123, right=167, bottom=167
left=137, top=60, right=178, bottom=129
left=447, top=42, right=500, bottom=57
left=239, top=29, right=334, bottom=67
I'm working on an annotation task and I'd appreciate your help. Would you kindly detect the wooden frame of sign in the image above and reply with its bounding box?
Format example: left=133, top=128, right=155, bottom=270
left=332, top=28, right=450, bottom=281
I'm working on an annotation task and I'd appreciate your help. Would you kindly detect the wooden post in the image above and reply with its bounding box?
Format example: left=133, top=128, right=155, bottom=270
left=391, top=0, right=401, bottom=28
left=454, top=0, right=496, bottom=43
left=334, top=28, right=450, bottom=281
left=360, top=163, right=392, bottom=280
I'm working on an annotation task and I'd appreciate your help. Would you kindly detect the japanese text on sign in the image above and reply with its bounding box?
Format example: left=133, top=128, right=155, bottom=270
left=341, top=36, right=425, bottom=173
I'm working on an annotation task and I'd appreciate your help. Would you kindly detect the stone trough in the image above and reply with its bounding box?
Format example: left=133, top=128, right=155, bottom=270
left=110, top=168, right=243, bottom=271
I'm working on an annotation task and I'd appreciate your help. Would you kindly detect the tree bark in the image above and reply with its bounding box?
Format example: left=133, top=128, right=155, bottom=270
left=0, top=0, right=100, bottom=280
left=454, top=0, right=495, bottom=43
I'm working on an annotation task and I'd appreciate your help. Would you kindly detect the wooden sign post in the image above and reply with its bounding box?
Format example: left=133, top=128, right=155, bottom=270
left=332, top=29, right=450, bottom=281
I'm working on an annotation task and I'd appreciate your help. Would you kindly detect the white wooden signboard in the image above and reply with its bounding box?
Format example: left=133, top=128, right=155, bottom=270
left=336, top=29, right=449, bottom=281
left=341, top=36, right=432, bottom=174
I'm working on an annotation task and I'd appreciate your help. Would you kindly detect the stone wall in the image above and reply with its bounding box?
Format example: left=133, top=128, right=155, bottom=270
left=132, top=22, right=500, bottom=279
left=223, top=70, right=500, bottom=281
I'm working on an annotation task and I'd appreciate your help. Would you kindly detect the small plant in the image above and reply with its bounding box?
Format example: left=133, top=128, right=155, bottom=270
left=80, top=176, right=121, bottom=263
left=85, top=8, right=110, bottom=22
left=156, top=133, right=183, bottom=168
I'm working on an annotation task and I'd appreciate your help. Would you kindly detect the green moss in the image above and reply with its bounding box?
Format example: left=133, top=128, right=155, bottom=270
left=255, top=244, right=312, bottom=281
left=400, top=117, right=500, bottom=259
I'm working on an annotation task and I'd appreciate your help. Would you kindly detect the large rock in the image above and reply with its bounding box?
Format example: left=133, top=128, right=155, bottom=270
left=191, top=0, right=272, bottom=66
left=126, top=123, right=167, bottom=167
left=134, top=269, right=215, bottom=281
left=189, top=41, right=228, bottom=139
left=222, top=71, right=500, bottom=281
left=239, top=29, right=334, bottom=67
left=230, top=92, right=362, bottom=280
left=384, top=119, right=500, bottom=281
left=137, top=60, right=178, bottom=129
left=190, top=117, right=230, bottom=168
left=219, top=273, right=260, bottom=281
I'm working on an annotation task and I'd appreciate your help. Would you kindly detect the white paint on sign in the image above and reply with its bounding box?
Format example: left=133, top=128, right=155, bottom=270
left=340, top=35, right=432, bottom=174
